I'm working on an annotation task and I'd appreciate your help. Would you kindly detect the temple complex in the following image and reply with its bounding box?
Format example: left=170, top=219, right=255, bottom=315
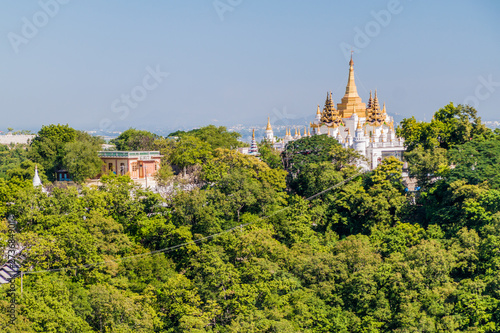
left=263, top=56, right=405, bottom=170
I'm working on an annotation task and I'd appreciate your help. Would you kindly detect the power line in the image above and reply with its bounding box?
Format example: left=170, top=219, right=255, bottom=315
left=20, top=170, right=367, bottom=276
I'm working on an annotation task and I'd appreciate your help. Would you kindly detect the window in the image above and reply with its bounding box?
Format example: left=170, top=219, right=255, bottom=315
left=120, top=163, right=125, bottom=175
left=132, top=163, right=138, bottom=172
left=108, top=163, right=113, bottom=172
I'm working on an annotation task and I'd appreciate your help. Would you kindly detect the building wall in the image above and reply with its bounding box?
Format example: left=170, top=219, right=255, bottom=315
left=0, top=134, right=36, bottom=145
left=100, top=157, right=160, bottom=179
left=101, top=158, right=131, bottom=175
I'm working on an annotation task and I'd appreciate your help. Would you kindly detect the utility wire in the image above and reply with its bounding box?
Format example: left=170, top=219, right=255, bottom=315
left=21, top=170, right=367, bottom=276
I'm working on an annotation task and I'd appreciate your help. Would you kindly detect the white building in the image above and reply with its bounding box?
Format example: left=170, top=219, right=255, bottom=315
left=264, top=56, right=405, bottom=170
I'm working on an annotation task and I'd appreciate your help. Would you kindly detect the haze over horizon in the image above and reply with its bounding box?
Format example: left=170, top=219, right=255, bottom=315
left=1, top=0, right=499, bottom=133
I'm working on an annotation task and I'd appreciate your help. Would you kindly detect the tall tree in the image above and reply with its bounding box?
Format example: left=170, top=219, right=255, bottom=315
left=258, top=141, right=283, bottom=170
left=397, top=103, right=489, bottom=152
left=169, top=136, right=212, bottom=176
left=169, top=125, right=244, bottom=150
left=111, top=128, right=160, bottom=151
left=282, top=135, right=341, bottom=178
left=446, top=135, right=500, bottom=189
left=62, top=140, right=104, bottom=183
left=29, top=124, right=77, bottom=179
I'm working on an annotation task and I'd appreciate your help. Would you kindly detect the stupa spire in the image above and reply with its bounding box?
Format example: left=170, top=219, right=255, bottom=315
left=33, top=165, right=42, bottom=187
left=373, top=90, right=379, bottom=110
left=266, top=117, right=272, bottom=131
left=337, top=55, right=366, bottom=118
left=367, top=90, right=373, bottom=109
left=344, top=54, right=359, bottom=98
left=249, top=129, right=258, bottom=155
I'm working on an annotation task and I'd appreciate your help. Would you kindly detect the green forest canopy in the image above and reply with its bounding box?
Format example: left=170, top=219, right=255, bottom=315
left=0, top=104, right=500, bottom=332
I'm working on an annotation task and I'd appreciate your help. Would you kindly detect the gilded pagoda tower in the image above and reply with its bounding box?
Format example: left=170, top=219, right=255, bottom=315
left=320, top=92, right=343, bottom=128
left=365, top=90, right=387, bottom=126
left=336, top=55, right=366, bottom=118
left=264, top=55, right=405, bottom=170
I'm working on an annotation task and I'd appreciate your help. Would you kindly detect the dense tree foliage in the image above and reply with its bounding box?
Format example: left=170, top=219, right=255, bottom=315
left=168, top=125, right=245, bottom=150
left=257, top=141, right=283, bottom=170
left=397, top=103, right=488, bottom=152
left=29, top=124, right=77, bottom=179
left=62, top=133, right=104, bottom=183
left=111, top=128, right=160, bottom=151
left=0, top=145, right=29, bottom=179
left=29, top=125, right=104, bottom=181
left=1, top=105, right=500, bottom=331
left=169, top=136, right=213, bottom=177
left=282, top=135, right=341, bottom=177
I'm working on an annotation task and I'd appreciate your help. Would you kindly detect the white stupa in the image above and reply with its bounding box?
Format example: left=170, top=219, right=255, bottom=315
left=33, top=165, right=42, bottom=187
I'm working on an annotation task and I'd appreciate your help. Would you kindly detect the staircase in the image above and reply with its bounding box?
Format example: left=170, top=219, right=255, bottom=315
left=0, top=251, right=26, bottom=284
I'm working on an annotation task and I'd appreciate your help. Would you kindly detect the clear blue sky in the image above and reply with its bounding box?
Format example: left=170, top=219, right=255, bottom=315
left=0, top=0, right=499, bottom=133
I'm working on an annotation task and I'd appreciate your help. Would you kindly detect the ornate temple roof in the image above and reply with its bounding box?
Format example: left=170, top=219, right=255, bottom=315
left=365, top=90, right=387, bottom=126
left=266, top=117, right=272, bottom=131
left=320, top=91, right=343, bottom=128
left=337, top=55, right=366, bottom=118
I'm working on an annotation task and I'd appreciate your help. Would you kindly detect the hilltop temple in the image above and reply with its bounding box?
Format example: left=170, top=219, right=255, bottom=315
left=263, top=56, right=405, bottom=170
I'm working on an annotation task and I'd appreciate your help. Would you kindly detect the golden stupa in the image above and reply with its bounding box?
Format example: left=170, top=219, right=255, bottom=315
left=336, top=55, right=367, bottom=118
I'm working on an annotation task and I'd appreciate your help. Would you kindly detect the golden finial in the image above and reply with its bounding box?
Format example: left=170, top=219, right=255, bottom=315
left=266, top=117, right=272, bottom=131
left=304, top=127, right=307, bottom=136
left=252, top=128, right=255, bottom=140
left=308, top=127, right=311, bottom=136
left=357, top=119, right=362, bottom=129
left=344, top=54, right=358, bottom=98
left=382, top=102, right=386, bottom=114
left=317, top=104, right=321, bottom=115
